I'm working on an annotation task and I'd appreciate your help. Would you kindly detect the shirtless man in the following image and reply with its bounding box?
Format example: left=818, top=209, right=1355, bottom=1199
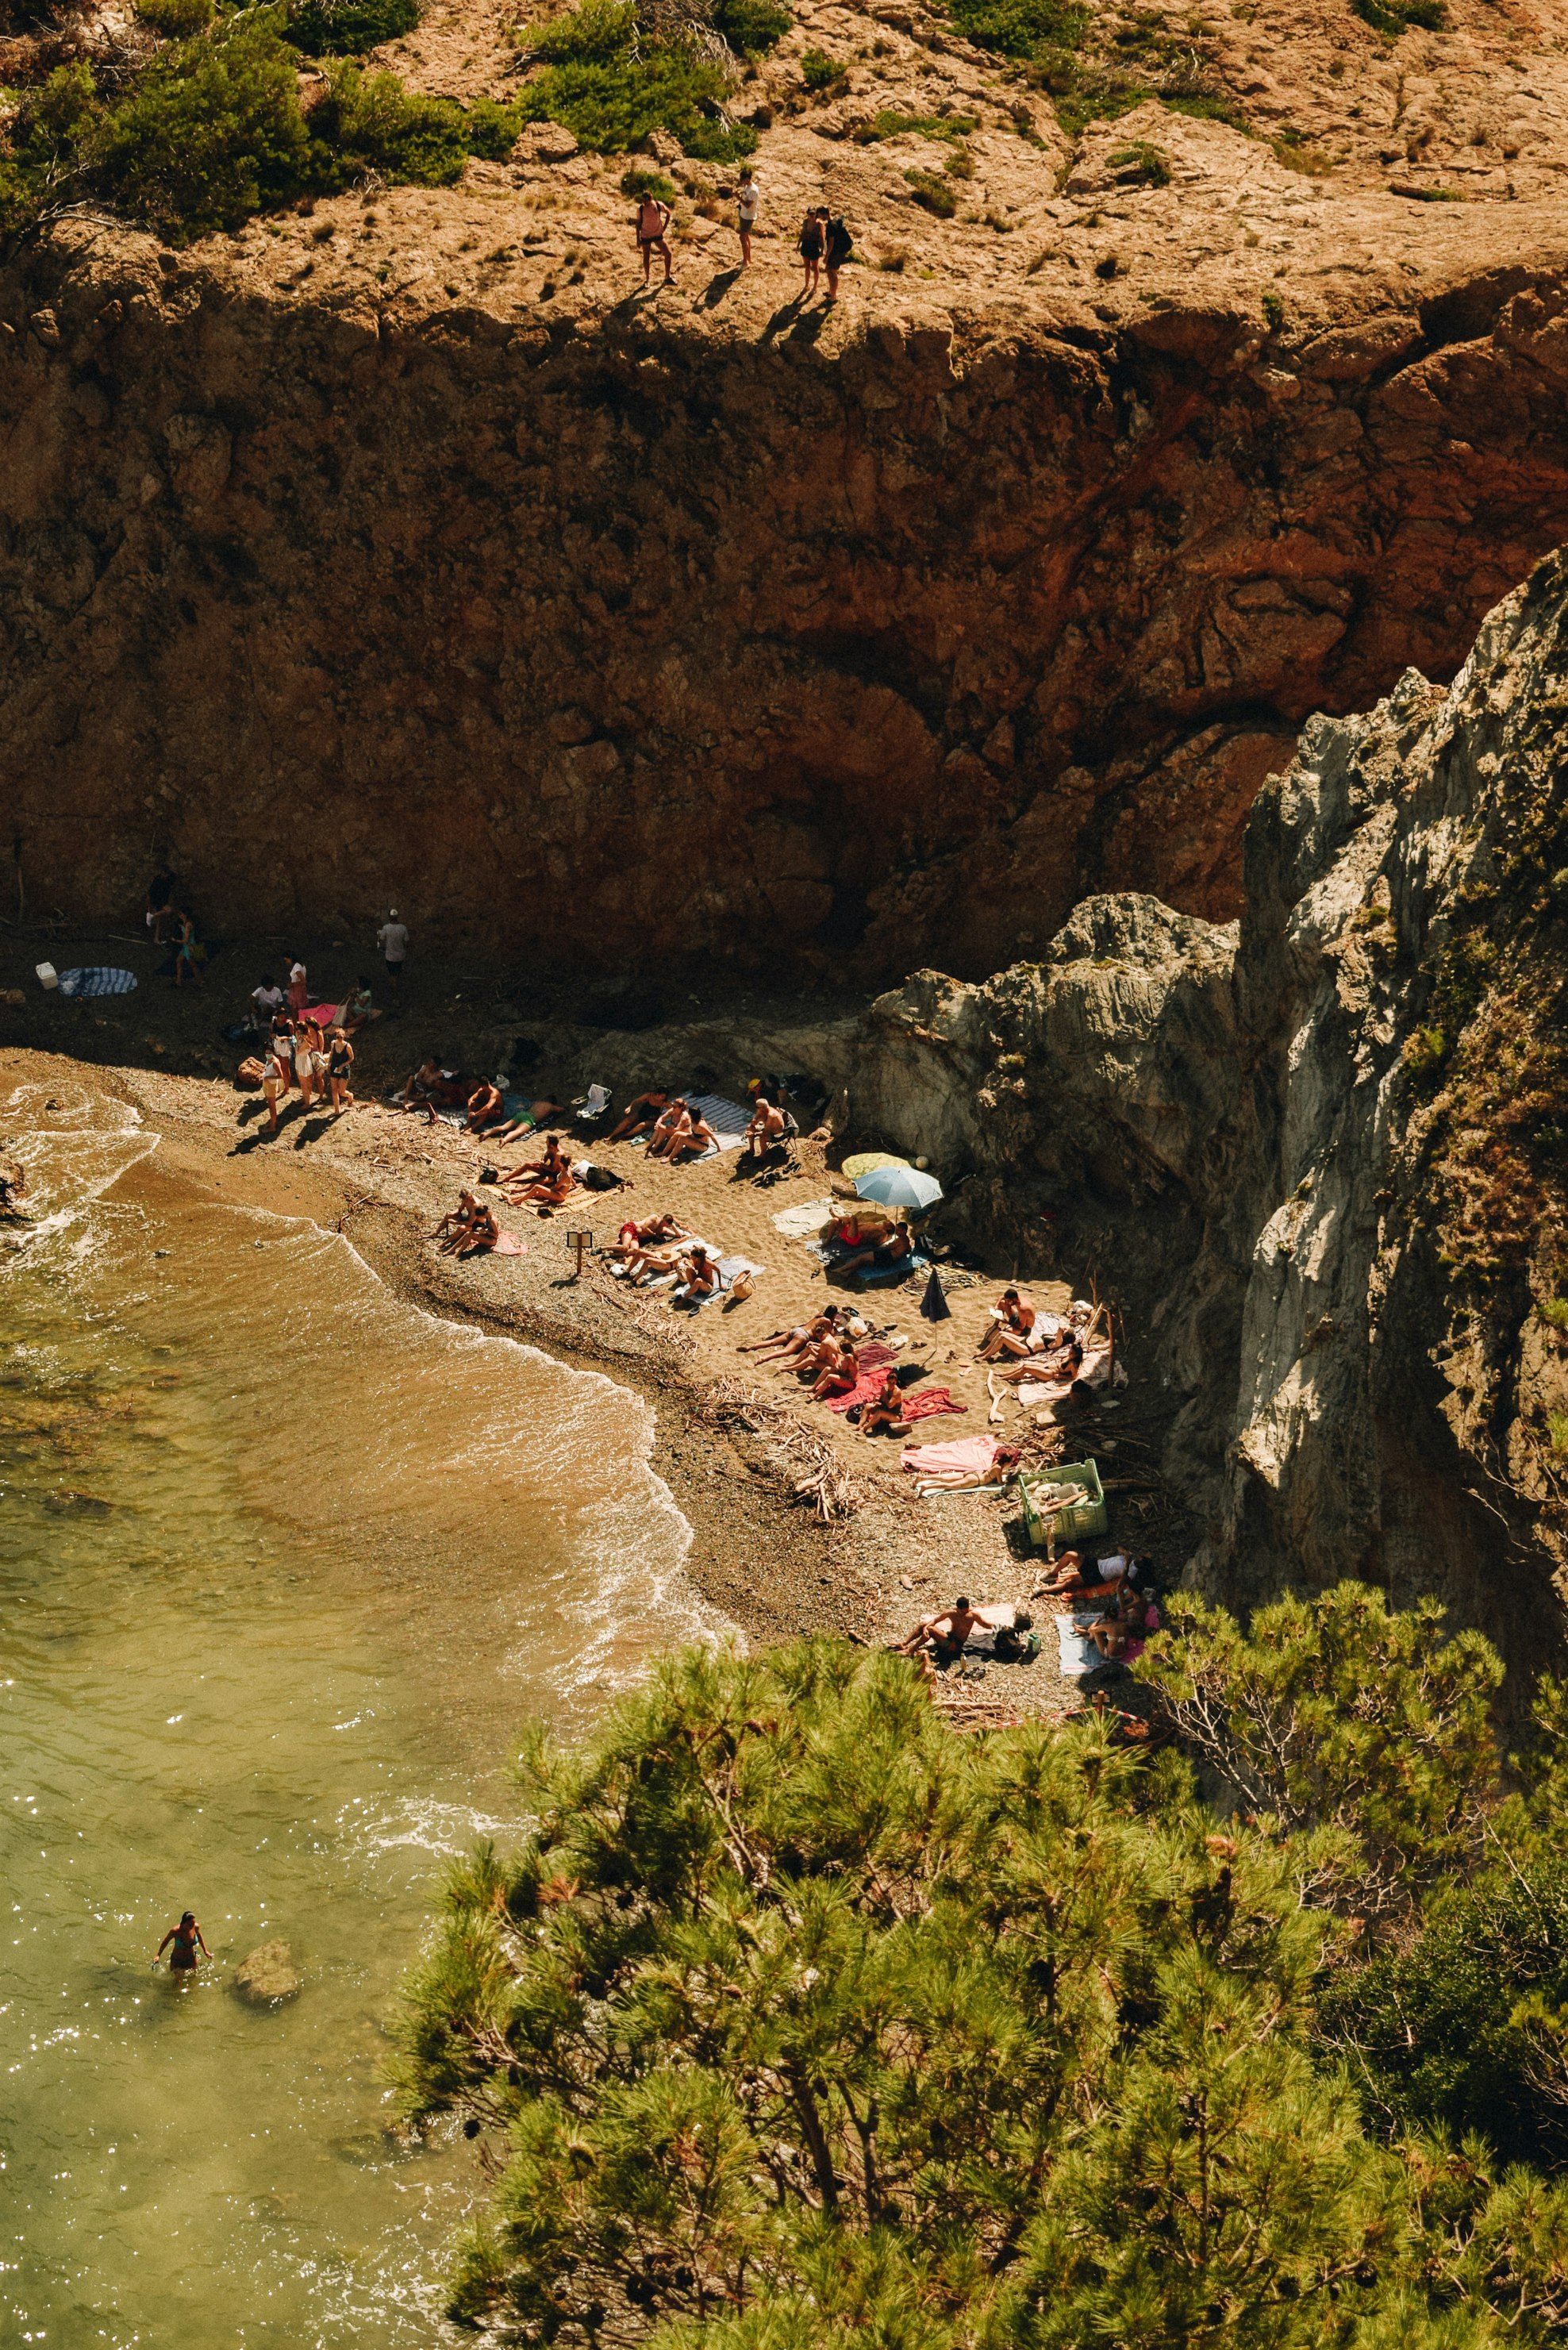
left=839, top=1218, right=915, bottom=1281
left=500, top=1133, right=567, bottom=1190
left=742, top=1093, right=786, bottom=1163
left=608, top=1213, right=690, bottom=1277
left=399, top=1056, right=445, bottom=1109
left=892, top=1595, right=985, bottom=1668
left=607, top=1090, right=674, bottom=1144
left=464, top=1079, right=506, bottom=1135
left=976, top=1288, right=1040, bottom=1362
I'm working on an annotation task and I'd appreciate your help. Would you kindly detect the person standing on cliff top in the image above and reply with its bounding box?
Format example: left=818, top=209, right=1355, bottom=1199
left=823, top=213, right=852, bottom=304
left=377, top=910, right=409, bottom=987
left=736, top=168, right=759, bottom=267
left=635, top=189, right=674, bottom=288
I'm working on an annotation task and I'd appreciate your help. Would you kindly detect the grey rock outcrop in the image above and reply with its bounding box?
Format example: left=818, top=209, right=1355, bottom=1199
left=778, top=554, right=1568, bottom=1686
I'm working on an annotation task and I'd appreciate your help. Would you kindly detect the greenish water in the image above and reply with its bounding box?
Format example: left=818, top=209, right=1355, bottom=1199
left=0, top=1083, right=705, bottom=2346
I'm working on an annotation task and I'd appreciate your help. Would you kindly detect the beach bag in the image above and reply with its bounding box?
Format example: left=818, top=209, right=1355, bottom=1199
left=235, top=1056, right=265, bottom=1090
left=728, top=1268, right=755, bottom=1302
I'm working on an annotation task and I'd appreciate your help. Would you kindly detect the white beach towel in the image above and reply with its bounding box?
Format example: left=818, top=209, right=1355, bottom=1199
left=1056, top=1619, right=1099, bottom=1676
left=772, top=1196, right=838, bottom=1238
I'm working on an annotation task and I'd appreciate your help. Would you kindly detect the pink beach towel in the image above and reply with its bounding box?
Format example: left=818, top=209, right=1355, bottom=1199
left=303, top=1002, right=339, bottom=1029
left=900, top=1434, right=1000, bottom=1477
left=899, top=1387, right=967, bottom=1423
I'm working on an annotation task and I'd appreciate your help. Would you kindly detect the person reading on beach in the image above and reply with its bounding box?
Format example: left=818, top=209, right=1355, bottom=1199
left=157, top=1911, right=210, bottom=1974
left=607, top=1090, right=674, bottom=1143
left=976, top=1289, right=1039, bottom=1363
left=859, top=1367, right=911, bottom=1439
left=892, top=1596, right=983, bottom=1669
left=839, top=1219, right=915, bottom=1280
left=811, top=1340, right=859, bottom=1400
left=465, top=1079, right=506, bottom=1134
left=398, top=1057, right=444, bottom=1109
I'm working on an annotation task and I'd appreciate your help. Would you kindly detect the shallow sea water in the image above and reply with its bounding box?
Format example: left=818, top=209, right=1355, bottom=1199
left=0, top=1083, right=709, bottom=2346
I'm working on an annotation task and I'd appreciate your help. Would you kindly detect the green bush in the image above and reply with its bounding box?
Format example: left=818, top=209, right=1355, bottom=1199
left=1354, top=0, right=1446, bottom=29
left=307, top=60, right=471, bottom=185
left=1164, top=89, right=1252, bottom=131
left=798, top=43, right=844, bottom=87
left=134, top=0, right=216, bottom=38
left=10, top=60, right=103, bottom=172
left=941, top=0, right=1086, bottom=60
left=903, top=165, right=956, bottom=214
left=396, top=1633, right=1568, bottom=2347
left=618, top=163, right=676, bottom=198
left=284, top=0, right=421, bottom=56
left=1107, top=136, right=1168, bottom=184
left=712, top=0, right=790, bottom=56
left=859, top=106, right=974, bottom=141
left=515, top=0, right=757, bottom=157
left=95, top=19, right=311, bottom=234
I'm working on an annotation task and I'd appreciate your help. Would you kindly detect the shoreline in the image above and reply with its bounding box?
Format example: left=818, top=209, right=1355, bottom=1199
left=2, top=1035, right=1124, bottom=1721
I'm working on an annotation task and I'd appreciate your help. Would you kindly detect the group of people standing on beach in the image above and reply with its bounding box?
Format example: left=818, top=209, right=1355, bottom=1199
left=634, top=173, right=853, bottom=301
left=244, top=915, right=408, bottom=1134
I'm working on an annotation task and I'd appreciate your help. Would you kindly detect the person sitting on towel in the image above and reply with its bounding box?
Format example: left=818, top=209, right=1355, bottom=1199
left=432, top=1192, right=482, bottom=1252
left=976, top=1289, right=1039, bottom=1361
left=839, top=1218, right=915, bottom=1280
left=607, top=1089, right=674, bottom=1143
left=859, top=1367, right=912, bottom=1439
left=811, top=1340, right=859, bottom=1400
left=647, top=1100, right=694, bottom=1159
left=1087, top=1585, right=1161, bottom=1663
left=500, top=1133, right=568, bottom=1188
left=464, top=1079, right=507, bottom=1134
left=398, top=1056, right=445, bottom=1108
left=892, top=1595, right=984, bottom=1668
left=672, top=1244, right=719, bottom=1305
left=337, top=977, right=378, bottom=1035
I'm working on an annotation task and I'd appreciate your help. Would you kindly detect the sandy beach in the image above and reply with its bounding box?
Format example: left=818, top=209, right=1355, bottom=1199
left=2, top=936, right=1183, bottom=1726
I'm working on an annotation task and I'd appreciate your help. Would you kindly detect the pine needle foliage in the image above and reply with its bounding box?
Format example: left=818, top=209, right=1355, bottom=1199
left=394, top=1637, right=1561, bottom=2347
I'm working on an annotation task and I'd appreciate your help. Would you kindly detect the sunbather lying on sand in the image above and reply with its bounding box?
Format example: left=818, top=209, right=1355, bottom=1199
left=742, top=1306, right=840, bottom=1367
left=517, top=1167, right=578, bottom=1207
left=891, top=1596, right=984, bottom=1668
left=839, top=1219, right=916, bottom=1279
left=487, top=1098, right=569, bottom=1148
left=913, top=1443, right=1020, bottom=1491
left=1036, top=1548, right=1143, bottom=1602
left=608, top=1213, right=690, bottom=1276
left=859, top=1368, right=911, bottom=1438
left=607, top=1090, right=674, bottom=1143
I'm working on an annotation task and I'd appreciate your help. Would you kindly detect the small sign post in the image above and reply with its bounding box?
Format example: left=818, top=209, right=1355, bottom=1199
left=567, top=1227, right=594, bottom=1283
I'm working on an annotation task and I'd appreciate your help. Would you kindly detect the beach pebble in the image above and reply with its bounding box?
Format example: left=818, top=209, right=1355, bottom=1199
left=233, top=1940, right=303, bottom=2006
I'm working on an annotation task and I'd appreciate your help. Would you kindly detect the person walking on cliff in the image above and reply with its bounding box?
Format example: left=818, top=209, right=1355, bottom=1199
left=377, top=910, right=409, bottom=988
left=823, top=212, right=853, bottom=303
left=736, top=167, right=759, bottom=267
left=635, top=190, right=674, bottom=288
left=797, top=207, right=824, bottom=298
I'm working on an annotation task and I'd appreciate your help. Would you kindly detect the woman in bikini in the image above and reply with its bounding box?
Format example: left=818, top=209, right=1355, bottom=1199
left=647, top=1101, right=695, bottom=1160
left=744, top=1306, right=840, bottom=1367
left=859, top=1367, right=911, bottom=1439
left=157, top=1911, right=210, bottom=1976
left=811, top=1340, right=859, bottom=1401
left=673, top=1244, right=720, bottom=1306
left=609, top=1213, right=690, bottom=1277
left=607, top=1090, right=674, bottom=1143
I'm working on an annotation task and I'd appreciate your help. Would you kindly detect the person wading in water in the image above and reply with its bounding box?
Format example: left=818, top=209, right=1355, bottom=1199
left=156, top=1912, right=211, bottom=1977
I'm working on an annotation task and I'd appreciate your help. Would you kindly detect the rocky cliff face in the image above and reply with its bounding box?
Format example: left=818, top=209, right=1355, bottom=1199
left=800, top=554, right=1568, bottom=1682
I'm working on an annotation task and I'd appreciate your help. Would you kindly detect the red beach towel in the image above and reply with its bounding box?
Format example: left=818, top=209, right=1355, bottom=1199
left=899, top=1387, right=967, bottom=1422
left=823, top=1344, right=896, bottom=1414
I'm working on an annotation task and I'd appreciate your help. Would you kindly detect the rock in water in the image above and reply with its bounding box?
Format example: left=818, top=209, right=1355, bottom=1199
left=233, top=1940, right=302, bottom=2005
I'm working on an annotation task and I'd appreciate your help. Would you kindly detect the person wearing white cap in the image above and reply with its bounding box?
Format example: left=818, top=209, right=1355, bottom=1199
left=377, top=908, right=409, bottom=984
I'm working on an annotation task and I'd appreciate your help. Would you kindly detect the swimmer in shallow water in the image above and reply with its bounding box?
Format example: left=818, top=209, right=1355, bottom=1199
left=157, top=1912, right=210, bottom=1975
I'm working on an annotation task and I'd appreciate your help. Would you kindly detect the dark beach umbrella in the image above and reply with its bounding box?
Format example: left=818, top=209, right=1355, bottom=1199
left=919, top=1268, right=951, bottom=1323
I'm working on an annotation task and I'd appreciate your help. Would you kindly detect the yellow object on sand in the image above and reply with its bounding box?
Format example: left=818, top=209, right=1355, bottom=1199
left=840, top=1152, right=911, bottom=1179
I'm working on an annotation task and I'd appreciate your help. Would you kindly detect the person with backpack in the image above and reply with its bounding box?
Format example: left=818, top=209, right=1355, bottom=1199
left=636, top=188, right=674, bottom=287
left=823, top=212, right=852, bottom=302
left=797, top=206, right=824, bottom=298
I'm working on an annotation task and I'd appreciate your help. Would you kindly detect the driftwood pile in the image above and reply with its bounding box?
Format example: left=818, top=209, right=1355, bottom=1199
left=704, top=1375, right=870, bottom=1523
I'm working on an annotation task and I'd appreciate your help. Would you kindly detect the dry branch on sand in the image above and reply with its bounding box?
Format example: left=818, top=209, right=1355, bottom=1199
left=703, top=1375, right=870, bottom=1522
